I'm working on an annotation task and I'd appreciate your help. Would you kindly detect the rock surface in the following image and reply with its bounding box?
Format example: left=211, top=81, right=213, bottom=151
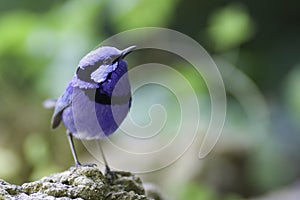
left=0, top=166, right=150, bottom=200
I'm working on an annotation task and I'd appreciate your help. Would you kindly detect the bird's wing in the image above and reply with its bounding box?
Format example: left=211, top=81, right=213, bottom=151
left=51, top=85, right=73, bottom=129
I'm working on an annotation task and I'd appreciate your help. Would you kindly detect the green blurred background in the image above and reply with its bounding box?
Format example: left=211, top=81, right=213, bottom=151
left=0, top=0, right=300, bottom=199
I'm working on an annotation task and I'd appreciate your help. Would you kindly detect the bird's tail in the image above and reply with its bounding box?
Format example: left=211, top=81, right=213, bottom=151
left=43, top=98, right=57, bottom=109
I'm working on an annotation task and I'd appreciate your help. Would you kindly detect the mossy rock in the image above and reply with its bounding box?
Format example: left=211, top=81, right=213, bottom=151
left=0, top=166, right=150, bottom=200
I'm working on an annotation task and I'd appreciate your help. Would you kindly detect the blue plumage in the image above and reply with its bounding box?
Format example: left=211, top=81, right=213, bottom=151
left=48, top=46, right=136, bottom=168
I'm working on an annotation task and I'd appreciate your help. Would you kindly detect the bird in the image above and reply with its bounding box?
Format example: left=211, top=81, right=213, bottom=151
left=44, top=45, right=136, bottom=174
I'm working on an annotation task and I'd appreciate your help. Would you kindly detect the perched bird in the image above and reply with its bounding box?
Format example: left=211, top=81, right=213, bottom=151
left=44, top=46, right=136, bottom=173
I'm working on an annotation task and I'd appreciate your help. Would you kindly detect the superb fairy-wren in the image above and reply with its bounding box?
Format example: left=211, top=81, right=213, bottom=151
left=45, top=46, right=136, bottom=173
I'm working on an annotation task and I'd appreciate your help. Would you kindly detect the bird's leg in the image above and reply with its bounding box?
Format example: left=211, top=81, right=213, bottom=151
left=98, top=141, right=115, bottom=183
left=98, top=141, right=110, bottom=170
left=67, top=130, right=81, bottom=167
left=67, top=130, right=97, bottom=167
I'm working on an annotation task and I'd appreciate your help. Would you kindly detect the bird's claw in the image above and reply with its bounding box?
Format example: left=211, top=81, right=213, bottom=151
left=105, top=165, right=115, bottom=184
left=75, top=162, right=97, bottom=168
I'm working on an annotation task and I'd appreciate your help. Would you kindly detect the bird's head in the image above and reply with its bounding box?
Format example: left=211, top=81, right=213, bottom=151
left=76, top=46, right=136, bottom=83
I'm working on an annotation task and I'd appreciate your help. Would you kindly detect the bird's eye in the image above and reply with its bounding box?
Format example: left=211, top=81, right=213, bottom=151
left=112, top=56, right=121, bottom=64
left=103, top=58, right=112, bottom=65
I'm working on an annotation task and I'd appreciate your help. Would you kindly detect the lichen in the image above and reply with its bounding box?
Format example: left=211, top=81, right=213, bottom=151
left=0, top=166, right=151, bottom=200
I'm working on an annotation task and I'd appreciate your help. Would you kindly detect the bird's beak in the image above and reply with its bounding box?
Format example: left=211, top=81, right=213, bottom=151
left=121, top=46, right=136, bottom=58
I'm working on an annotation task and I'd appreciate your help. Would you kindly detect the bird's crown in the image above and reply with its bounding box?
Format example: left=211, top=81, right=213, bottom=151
left=76, top=46, right=136, bottom=84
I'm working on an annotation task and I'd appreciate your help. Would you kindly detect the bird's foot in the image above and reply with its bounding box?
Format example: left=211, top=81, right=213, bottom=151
left=75, top=161, right=97, bottom=168
left=105, top=165, right=116, bottom=184
left=75, top=161, right=82, bottom=167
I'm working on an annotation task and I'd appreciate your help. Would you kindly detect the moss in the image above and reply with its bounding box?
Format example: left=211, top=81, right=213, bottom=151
left=0, top=166, right=151, bottom=200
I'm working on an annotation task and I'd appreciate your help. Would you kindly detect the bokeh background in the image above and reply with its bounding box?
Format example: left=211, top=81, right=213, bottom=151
left=1, top=0, right=300, bottom=199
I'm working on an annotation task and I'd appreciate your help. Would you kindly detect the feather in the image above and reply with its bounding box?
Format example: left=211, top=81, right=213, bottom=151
left=43, top=98, right=57, bottom=109
left=51, top=85, right=73, bottom=129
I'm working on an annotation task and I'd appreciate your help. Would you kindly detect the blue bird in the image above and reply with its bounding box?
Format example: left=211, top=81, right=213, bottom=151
left=44, top=45, right=136, bottom=173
